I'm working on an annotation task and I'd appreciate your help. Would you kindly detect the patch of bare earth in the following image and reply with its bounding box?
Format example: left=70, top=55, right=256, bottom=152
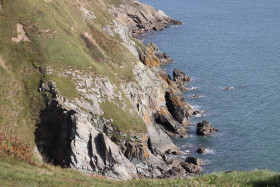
left=11, top=23, right=31, bottom=43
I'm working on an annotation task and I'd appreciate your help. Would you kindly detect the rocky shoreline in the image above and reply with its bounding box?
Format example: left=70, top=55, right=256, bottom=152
left=34, top=0, right=213, bottom=180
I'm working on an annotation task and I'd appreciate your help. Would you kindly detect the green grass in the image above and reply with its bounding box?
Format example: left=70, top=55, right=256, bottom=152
left=0, top=156, right=279, bottom=187
left=0, top=0, right=146, bottom=143
left=100, top=100, right=146, bottom=134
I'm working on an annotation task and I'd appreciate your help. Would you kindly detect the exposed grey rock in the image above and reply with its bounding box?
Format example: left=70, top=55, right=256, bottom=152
left=193, top=110, right=201, bottom=115
left=161, top=166, right=185, bottom=178
left=113, top=20, right=138, bottom=57
left=147, top=122, right=178, bottom=155
left=197, top=147, right=206, bottom=154
left=102, top=25, right=114, bottom=37
left=193, top=94, right=200, bottom=98
left=181, top=162, right=203, bottom=174
left=196, top=120, right=218, bottom=136
left=165, top=89, right=192, bottom=125
left=154, top=109, right=187, bottom=137
left=110, top=0, right=182, bottom=37
left=35, top=97, right=137, bottom=180
left=173, top=68, right=191, bottom=82
left=185, top=157, right=204, bottom=166
left=80, top=6, right=96, bottom=20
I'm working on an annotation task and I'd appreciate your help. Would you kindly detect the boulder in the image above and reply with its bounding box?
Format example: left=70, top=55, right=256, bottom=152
left=165, top=89, right=191, bottom=125
left=181, top=162, right=203, bottom=174
left=169, top=158, right=185, bottom=166
left=154, top=108, right=187, bottom=137
left=161, top=166, right=185, bottom=178
left=196, top=120, right=218, bottom=135
left=193, top=94, right=200, bottom=98
left=225, top=86, right=233, bottom=90
left=185, top=157, right=204, bottom=166
left=154, top=51, right=173, bottom=64
left=193, top=110, right=201, bottom=115
left=173, top=69, right=191, bottom=82
left=197, top=147, right=206, bottom=154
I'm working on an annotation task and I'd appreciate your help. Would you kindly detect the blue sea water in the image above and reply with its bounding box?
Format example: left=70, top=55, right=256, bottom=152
left=140, top=0, right=280, bottom=173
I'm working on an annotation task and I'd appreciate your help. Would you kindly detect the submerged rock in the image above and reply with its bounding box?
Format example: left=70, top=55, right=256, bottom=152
left=225, top=86, right=233, bottom=90
left=196, top=120, right=218, bottom=135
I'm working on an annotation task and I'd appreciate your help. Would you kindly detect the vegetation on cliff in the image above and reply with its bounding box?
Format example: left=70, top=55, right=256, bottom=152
left=0, top=0, right=279, bottom=185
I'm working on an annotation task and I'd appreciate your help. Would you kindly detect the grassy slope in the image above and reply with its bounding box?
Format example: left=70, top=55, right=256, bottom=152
left=0, top=157, right=279, bottom=187
left=0, top=0, right=144, bottom=144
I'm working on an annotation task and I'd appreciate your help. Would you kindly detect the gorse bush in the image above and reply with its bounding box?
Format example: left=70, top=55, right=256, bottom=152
left=0, top=131, right=36, bottom=165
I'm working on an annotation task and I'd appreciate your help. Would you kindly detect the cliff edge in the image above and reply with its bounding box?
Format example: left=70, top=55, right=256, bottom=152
left=0, top=0, right=193, bottom=180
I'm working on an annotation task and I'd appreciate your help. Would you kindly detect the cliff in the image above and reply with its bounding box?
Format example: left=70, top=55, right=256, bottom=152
left=0, top=0, right=193, bottom=180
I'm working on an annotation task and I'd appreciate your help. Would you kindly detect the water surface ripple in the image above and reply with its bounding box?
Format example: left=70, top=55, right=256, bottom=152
left=140, top=0, right=280, bottom=173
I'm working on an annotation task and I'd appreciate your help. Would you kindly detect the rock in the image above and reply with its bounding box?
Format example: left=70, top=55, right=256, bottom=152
left=193, top=110, right=201, bottom=115
left=154, top=51, right=173, bottom=64
left=161, top=166, right=185, bottom=178
left=185, top=157, right=204, bottom=166
left=154, top=108, right=187, bottom=137
left=197, top=147, right=206, bottom=154
left=35, top=100, right=138, bottom=180
left=181, top=162, right=203, bottom=174
left=173, top=69, right=191, bottom=82
left=110, top=1, right=182, bottom=37
left=102, top=25, right=114, bottom=37
left=193, top=94, right=200, bottom=98
left=169, top=158, right=185, bottom=166
left=165, top=89, right=191, bottom=125
left=196, top=120, right=218, bottom=136
left=173, top=69, right=191, bottom=91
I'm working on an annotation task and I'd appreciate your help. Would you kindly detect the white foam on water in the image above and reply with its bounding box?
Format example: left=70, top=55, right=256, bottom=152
left=205, top=149, right=216, bottom=154
left=188, top=86, right=199, bottom=91
left=191, top=105, right=201, bottom=110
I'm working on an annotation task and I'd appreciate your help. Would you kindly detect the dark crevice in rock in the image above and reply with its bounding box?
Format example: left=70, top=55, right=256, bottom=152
left=94, top=133, right=107, bottom=166
left=35, top=100, right=76, bottom=168
left=147, top=137, right=154, bottom=154
left=88, top=133, right=95, bottom=170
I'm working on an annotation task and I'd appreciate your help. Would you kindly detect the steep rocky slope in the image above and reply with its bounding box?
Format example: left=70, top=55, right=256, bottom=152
left=0, top=0, right=193, bottom=180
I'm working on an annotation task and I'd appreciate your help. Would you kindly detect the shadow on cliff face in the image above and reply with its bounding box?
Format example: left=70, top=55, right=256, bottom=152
left=34, top=100, right=75, bottom=168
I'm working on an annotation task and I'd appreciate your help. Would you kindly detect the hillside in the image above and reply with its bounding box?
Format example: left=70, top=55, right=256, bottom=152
left=0, top=0, right=194, bottom=180
left=0, top=0, right=279, bottom=185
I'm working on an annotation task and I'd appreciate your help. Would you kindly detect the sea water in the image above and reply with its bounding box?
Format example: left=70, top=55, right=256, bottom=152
left=140, top=0, right=280, bottom=173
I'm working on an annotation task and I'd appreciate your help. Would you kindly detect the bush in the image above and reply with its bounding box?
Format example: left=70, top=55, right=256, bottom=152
left=0, top=131, right=36, bottom=165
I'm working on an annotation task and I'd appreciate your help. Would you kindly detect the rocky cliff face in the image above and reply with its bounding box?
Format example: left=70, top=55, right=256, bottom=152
left=35, top=0, right=194, bottom=180
left=0, top=0, right=193, bottom=180
left=110, top=0, right=182, bottom=37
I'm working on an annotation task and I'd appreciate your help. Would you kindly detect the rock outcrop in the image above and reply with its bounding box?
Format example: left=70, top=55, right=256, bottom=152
left=32, top=0, right=194, bottom=180
left=196, top=120, right=218, bottom=136
left=110, top=0, right=182, bottom=37
left=197, top=147, right=206, bottom=154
